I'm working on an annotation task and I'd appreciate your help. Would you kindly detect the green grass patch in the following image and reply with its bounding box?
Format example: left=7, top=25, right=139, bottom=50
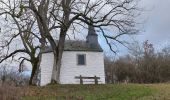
left=22, top=84, right=156, bottom=100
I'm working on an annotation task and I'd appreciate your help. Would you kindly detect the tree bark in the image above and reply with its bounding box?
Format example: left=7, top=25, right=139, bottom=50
left=31, top=53, right=43, bottom=85
left=28, top=48, right=41, bottom=85
left=51, top=30, right=67, bottom=83
left=29, top=58, right=39, bottom=85
left=51, top=0, right=71, bottom=83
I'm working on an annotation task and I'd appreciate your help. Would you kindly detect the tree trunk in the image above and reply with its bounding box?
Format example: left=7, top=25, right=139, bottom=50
left=29, top=0, right=71, bottom=84
left=51, top=32, right=67, bottom=83
left=29, top=37, right=45, bottom=85
left=32, top=53, right=42, bottom=86
left=51, top=0, right=71, bottom=83
left=29, top=58, right=39, bottom=85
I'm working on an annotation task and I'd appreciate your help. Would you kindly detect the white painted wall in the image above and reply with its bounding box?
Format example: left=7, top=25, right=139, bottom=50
left=40, top=51, right=105, bottom=86
left=40, top=53, right=54, bottom=86
left=60, top=51, right=105, bottom=84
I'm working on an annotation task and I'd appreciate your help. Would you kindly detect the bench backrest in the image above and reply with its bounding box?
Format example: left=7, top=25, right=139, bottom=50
left=75, top=76, right=100, bottom=79
left=75, top=75, right=100, bottom=84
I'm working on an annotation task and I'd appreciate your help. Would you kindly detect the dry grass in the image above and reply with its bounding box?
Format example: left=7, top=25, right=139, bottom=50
left=1, top=84, right=170, bottom=100
left=0, top=84, right=28, bottom=100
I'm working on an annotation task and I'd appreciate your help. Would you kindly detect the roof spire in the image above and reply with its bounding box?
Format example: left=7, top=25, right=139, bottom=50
left=88, top=25, right=97, bottom=36
left=86, top=25, right=99, bottom=46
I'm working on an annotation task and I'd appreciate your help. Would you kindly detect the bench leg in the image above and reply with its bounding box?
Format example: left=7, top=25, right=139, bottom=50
left=80, top=75, right=83, bottom=84
left=94, top=76, right=98, bottom=85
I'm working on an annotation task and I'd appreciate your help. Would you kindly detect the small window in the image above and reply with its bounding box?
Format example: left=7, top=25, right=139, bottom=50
left=77, top=54, right=86, bottom=65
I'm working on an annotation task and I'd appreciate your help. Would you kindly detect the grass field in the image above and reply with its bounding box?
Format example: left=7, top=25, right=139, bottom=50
left=21, top=84, right=170, bottom=100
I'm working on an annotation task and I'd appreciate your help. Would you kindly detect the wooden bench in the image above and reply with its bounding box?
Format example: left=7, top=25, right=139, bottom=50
left=75, top=75, right=100, bottom=84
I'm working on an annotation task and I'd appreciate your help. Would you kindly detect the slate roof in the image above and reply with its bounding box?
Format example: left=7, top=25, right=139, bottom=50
left=42, top=40, right=103, bottom=53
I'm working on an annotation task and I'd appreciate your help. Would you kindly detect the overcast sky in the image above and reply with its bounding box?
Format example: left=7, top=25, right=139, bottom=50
left=101, top=0, right=170, bottom=57
left=1, top=0, right=170, bottom=73
left=138, top=0, right=170, bottom=48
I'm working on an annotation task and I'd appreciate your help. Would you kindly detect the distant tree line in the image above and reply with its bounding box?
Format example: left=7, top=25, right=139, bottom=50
left=105, top=40, right=170, bottom=83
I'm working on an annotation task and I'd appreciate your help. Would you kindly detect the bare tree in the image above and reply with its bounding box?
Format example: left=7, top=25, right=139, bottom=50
left=26, top=0, right=140, bottom=82
left=0, top=0, right=140, bottom=83
left=0, top=0, right=42, bottom=85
